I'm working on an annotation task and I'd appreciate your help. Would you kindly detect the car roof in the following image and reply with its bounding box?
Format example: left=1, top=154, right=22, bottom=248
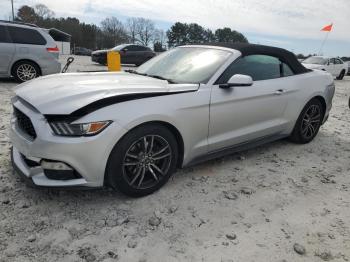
left=0, top=20, right=39, bottom=29
left=185, top=43, right=309, bottom=74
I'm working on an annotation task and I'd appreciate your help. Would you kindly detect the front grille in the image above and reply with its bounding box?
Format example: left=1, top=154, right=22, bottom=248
left=14, top=107, right=37, bottom=139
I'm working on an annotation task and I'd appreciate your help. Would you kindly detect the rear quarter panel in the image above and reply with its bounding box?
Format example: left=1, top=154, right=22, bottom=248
left=281, top=70, right=334, bottom=134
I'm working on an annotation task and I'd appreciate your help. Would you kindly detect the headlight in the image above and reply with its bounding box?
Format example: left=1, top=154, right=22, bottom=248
left=49, top=121, right=112, bottom=136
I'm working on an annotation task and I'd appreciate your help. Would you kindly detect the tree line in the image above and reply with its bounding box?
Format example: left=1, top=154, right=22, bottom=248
left=15, top=4, right=248, bottom=51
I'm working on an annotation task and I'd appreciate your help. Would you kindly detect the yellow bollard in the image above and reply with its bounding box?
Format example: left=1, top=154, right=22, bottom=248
left=107, top=51, right=121, bottom=71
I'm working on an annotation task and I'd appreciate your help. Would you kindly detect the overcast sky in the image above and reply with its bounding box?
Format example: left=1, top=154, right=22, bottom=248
left=2, top=0, right=350, bottom=56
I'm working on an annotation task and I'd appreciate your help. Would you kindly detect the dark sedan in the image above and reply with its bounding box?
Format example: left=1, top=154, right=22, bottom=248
left=91, top=44, right=156, bottom=66
left=73, top=47, right=92, bottom=56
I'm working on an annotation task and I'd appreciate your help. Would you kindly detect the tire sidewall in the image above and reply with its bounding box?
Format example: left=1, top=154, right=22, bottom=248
left=106, top=124, right=178, bottom=197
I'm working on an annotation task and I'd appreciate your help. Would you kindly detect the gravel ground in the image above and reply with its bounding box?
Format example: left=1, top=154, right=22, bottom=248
left=0, top=56, right=350, bottom=262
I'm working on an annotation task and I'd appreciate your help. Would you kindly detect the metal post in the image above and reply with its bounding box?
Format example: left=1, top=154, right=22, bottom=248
left=11, top=0, right=15, bottom=21
left=318, top=31, right=330, bottom=55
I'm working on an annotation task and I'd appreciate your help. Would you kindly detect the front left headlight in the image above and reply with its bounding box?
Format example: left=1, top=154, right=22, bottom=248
left=49, top=120, right=112, bottom=136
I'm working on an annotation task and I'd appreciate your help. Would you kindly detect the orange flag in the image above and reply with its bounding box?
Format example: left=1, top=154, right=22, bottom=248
left=321, top=23, right=333, bottom=32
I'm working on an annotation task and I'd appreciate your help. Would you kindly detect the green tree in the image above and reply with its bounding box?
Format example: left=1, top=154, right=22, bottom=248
left=166, top=22, right=189, bottom=47
left=167, top=22, right=248, bottom=47
left=154, top=41, right=166, bottom=52
left=187, top=23, right=206, bottom=44
left=16, top=5, right=38, bottom=24
left=203, top=29, right=216, bottom=42
left=215, top=27, right=248, bottom=43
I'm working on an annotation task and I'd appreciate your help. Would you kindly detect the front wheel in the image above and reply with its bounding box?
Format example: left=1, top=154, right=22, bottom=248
left=289, top=99, right=324, bottom=144
left=106, top=124, right=178, bottom=197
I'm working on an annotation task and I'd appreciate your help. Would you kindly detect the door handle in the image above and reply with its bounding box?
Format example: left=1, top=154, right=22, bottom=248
left=274, top=89, right=285, bottom=95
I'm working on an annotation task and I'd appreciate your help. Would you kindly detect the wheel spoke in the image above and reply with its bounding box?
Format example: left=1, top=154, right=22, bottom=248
left=148, top=136, right=154, bottom=154
left=308, top=124, right=315, bottom=136
left=126, top=153, right=139, bottom=159
left=130, top=166, right=143, bottom=185
left=153, top=152, right=171, bottom=161
left=137, top=167, right=146, bottom=188
left=311, top=114, right=320, bottom=121
left=151, top=163, right=164, bottom=176
left=153, top=145, right=169, bottom=157
left=143, top=136, right=148, bottom=152
left=148, top=165, right=158, bottom=181
left=123, top=162, right=139, bottom=166
left=302, top=126, right=309, bottom=135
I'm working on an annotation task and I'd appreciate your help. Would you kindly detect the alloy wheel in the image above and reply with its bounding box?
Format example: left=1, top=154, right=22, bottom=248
left=301, top=104, right=321, bottom=139
left=122, top=135, right=172, bottom=189
left=17, top=64, right=37, bottom=82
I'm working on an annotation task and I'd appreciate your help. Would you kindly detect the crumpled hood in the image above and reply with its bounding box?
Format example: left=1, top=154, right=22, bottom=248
left=302, top=63, right=325, bottom=70
left=15, top=72, right=199, bottom=115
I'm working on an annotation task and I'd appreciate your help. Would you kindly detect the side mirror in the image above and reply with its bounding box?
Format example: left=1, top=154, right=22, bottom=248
left=219, top=74, right=253, bottom=89
left=123, top=49, right=128, bottom=53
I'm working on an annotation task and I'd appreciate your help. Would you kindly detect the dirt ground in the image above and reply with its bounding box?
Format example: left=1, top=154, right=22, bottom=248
left=0, top=56, right=349, bottom=262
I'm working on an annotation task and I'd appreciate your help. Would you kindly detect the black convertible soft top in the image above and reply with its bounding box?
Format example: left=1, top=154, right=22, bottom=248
left=195, top=43, right=309, bottom=74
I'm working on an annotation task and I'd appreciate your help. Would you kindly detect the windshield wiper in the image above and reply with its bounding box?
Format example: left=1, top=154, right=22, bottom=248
left=146, top=74, right=177, bottom=84
left=125, top=70, right=177, bottom=84
left=124, top=69, right=147, bottom=76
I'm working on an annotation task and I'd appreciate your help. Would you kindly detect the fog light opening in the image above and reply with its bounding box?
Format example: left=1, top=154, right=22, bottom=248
left=41, top=160, right=73, bottom=171
left=40, top=160, right=82, bottom=180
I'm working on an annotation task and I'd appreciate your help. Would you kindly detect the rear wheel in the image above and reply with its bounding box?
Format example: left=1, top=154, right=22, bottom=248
left=336, top=70, right=345, bottom=80
left=106, top=124, right=178, bottom=197
left=12, top=61, right=40, bottom=82
left=289, top=99, right=324, bottom=144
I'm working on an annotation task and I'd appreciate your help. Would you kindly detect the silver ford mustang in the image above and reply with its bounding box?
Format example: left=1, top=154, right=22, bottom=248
left=10, top=44, right=335, bottom=197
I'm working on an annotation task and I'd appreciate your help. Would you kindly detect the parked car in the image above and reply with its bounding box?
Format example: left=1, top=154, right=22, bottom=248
left=73, top=46, right=92, bottom=56
left=302, top=56, right=348, bottom=80
left=91, top=44, right=156, bottom=66
left=0, top=20, right=61, bottom=82
left=11, top=43, right=335, bottom=197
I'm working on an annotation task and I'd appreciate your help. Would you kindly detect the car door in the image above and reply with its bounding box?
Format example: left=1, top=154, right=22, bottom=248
left=130, top=45, right=147, bottom=65
left=327, top=58, right=338, bottom=76
left=0, top=25, right=15, bottom=75
left=120, top=46, right=134, bottom=64
left=335, top=59, right=344, bottom=75
left=208, top=54, right=293, bottom=152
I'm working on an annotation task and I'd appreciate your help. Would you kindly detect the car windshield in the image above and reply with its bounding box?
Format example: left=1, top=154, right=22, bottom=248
left=112, top=44, right=129, bottom=51
left=136, top=47, right=231, bottom=84
left=303, top=57, right=327, bottom=65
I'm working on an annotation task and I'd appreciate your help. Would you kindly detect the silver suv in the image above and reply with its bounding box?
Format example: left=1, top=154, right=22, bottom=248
left=0, top=20, right=61, bottom=82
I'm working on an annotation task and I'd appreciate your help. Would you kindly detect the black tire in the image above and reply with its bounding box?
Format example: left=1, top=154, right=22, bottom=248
left=289, top=98, right=324, bottom=144
left=336, top=70, right=345, bottom=80
left=105, top=124, right=178, bottom=197
left=12, top=61, right=40, bottom=82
